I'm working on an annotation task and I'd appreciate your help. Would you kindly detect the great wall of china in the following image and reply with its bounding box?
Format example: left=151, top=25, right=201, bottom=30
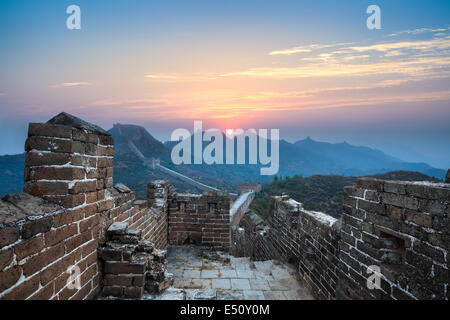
left=0, top=112, right=448, bottom=300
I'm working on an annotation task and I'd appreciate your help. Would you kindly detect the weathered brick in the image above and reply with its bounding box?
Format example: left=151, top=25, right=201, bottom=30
left=53, top=209, right=83, bottom=227
left=357, top=178, right=384, bottom=191
left=0, top=266, right=22, bottom=292
left=85, top=192, right=98, bottom=204
left=104, top=274, right=133, bottom=287
left=97, top=200, right=114, bottom=212
left=22, top=242, right=65, bottom=276
left=25, top=152, right=71, bottom=167
left=69, top=181, right=97, bottom=194
left=44, top=224, right=77, bottom=247
left=103, top=285, right=123, bottom=297
left=404, top=210, right=432, bottom=228
left=45, top=194, right=85, bottom=208
left=104, top=261, right=146, bottom=274
left=0, top=226, right=20, bottom=248
left=65, top=231, right=92, bottom=253
left=70, top=155, right=97, bottom=167
left=28, top=123, right=72, bottom=139
left=30, top=281, right=55, bottom=300
left=97, top=158, right=113, bottom=168
left=27, top=167, right=85, bottom=181
left=57, top=285, right=78, bottom=300
left=98, top=247, right=122, bottom=261
left=99, top=135, right=114, bottom=146
left=80, top=216, right=98, bottom=233
left=25, top=136, right=85, bottom=154
left=40, top=256, right=71, bottom=286
left=72, top=129, right=99, bottom=144
left=0, top=249, right=13, bottom=270
left=412, top=241, right=445, bottom=264
left=1, top=274, right=39, bottom=300
left=21, top=216, right=54, bottom=239
left=24, top=181, right=69, bottom=197
left=84, top=143, right=98, bottom=156
left=14, top=236, right=44, bottom=260
left=123, top=286, right=143, bottom=298
left=365, top=190, right=380, bottom=202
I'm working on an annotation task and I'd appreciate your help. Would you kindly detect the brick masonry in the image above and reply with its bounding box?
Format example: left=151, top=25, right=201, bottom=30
left=232, top=178, right=449, bottom=300
left=337, top=178, right=449, bottom=300
left=168, top=191, right=231, bottom=251
left=233, top=196, right=340, bottom=299
left=98, top=221, right=173, bottom=299
left=231, top=211, right=279, bottom=261
left=0, top=112, right=232, bottom=300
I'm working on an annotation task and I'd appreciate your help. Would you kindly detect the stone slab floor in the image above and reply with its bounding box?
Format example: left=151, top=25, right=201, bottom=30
left=144, top=245, right=314, bottom=300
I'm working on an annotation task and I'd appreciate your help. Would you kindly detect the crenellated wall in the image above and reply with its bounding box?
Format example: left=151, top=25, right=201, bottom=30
left=231, top=211, right=279, bottom=261
left=338, top=178, right=449, bottom=300
left=167, top=190, right=231, bottom=251
left=232, top=178, right=449, bottom=300
left=0, top=113, right=229, bottom=300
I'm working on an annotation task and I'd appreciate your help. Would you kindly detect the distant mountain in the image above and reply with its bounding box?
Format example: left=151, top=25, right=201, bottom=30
left=0, top=153, right=25, bottom=196
left=108, top=124, right=169, bottom=160
left=108, top=124, right=219, bottom=198
left=0, top=124, right=447, bottom=198
left=278, top=137, right=446, bottom=179
left=250, top=171, right=442, bottom=219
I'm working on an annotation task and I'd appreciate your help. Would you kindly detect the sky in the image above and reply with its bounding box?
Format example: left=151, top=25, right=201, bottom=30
left=0, top=0, right=449, bottom=168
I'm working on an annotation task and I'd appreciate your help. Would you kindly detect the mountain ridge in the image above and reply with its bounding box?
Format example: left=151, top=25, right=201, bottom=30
left=0, top=123, right=446, bottom=197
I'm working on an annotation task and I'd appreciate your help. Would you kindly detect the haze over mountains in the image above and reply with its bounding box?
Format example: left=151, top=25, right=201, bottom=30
left=0, top=123, right=446, bottom=198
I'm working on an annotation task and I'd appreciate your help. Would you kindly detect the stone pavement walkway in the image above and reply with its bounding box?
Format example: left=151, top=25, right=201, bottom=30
left=144, top=245, right=314, bottom=300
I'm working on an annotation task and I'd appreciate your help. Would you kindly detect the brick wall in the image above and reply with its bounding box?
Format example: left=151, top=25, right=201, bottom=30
left=168, top=191, right=231, bottom=251
left=0, top=113, right=173, bottom=300
left=232, top=177, right=449, bottom=300
left=337, top=178, right=449, bottom=300
left=231, top=195, right=340, bottom=299
left=230, top=191, right=255, bottom=227
left=268, top=196, right=340, bottom=299
left=0, top=114, right=112, bottom=300
left=231, top=211, right=278, bottom=261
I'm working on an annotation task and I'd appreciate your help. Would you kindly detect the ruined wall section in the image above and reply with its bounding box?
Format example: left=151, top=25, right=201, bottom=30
left=230, top=191, right=255, bottom=227
left=231, top=195, right=340, bottom=299
left=267, top=196, right=341, bottom=299
left=338, top=178, right=449, bottom=300
left=0, top=121, right=113, bottom=300
left=168, top=191, right=230, bottom=251
left=0, top=117, right=172, bottom=300
left=231, top=211, right=278, bottom=261
left=145, top=180, right=169, bottom=249
left=0, top=193, right=101, bottom=300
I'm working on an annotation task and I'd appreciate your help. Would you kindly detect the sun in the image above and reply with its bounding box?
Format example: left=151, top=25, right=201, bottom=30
left=226, top=129, right=234, bottom=135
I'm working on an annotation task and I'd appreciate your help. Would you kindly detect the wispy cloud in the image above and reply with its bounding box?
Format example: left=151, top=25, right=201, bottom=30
left=220, top=57, right=450, bottom=79
left=51, top=82, right=92, bottom=88
left=221, top=32, right=450, bottom=81
left=388, top=26, right=450, bottom=37
left=269, top=43, right=351, bottom=56
left=347, top=37, right=450, bottom=53
left=126, top=26, right=450, bottom=120
left=145, top=73, right=216, bottom=82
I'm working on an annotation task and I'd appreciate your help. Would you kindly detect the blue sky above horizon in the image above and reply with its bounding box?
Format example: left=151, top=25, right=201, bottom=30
left=0, top=0, right=450, bottom=168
